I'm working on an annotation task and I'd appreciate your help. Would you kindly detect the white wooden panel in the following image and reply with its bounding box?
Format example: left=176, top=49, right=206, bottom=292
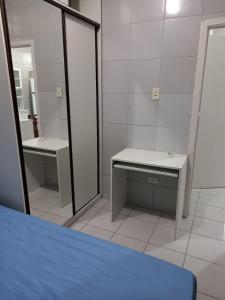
left=65, top=14, right=98, bottom=211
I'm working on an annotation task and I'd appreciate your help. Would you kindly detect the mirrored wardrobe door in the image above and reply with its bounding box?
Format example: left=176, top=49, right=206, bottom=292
left=4, top=0, right=74, bottom=224
left=64, top=13, right=99, bottom=212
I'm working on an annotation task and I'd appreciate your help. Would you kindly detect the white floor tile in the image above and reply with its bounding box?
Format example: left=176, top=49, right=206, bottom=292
left=197, top=292, right=218, bottom=300
left=81, top=224, right=113, bottom=240
left=71, top=222, right=86, bottom=232
left=145, top=244, right=185, bottom=267
left=117, top=217, right=156, bottom=242
left=196, top=204, right=225, bottom=223
left=150, top=224, right=189, bottom=253
left=30, top=194, right=59, bottom=211
left=158, top=214, right=176, bottom=228
left=29, top=187, right=48, bottom=201
left=78, top=206, right=100, bottom=224
left=93, top=198, right=109, bottom=209
left=49, top=203, right=73, bottom=218
left=130, top=208, right=160, bottom=223
left=199, top=192, right=225, bottom=209
left=184, top=256, right=225, bottom=299
left=191, top=190, right=200, bottom=202
left=189, top=201, right=197, bottom=215
left=39, top=212, right=67, bottom=225
left=111, top=234, right=146, bottom=252
left=30, top=208, right=44, bottom=217
left=192, top=217, right=225, bottom=241
left=187, top=234, right=225, bottom=266
left=179, top=215, right=194, bottom=232
left=89, top=209, right=126, bottom=232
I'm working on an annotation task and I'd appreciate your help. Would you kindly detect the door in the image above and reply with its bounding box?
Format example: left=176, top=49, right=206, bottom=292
left=64, top=13, right=99, bottom=211
left=193, top=27, right=225, bottom=188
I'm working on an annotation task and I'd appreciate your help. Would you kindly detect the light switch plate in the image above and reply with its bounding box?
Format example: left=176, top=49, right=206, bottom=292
left=56, top=87, right=62, bottom=98
left=152, top=88, right=160, bottom=101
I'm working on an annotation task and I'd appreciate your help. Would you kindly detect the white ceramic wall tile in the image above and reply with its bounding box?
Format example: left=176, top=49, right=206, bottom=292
left=129, top=59, right=160, bottom=93
left=103, top=123, right=128, bottom=150
left=36, top=63, right=65, bottom=93
left=196, top=204, right=225, bottom=223
left=192, top=216, right=225, bottom=241
left=10, top=4, right=32, bottom=38
left=165, top=0, right=204, bottom=18
left=130, top=0, right=165, bottom=23
left=102, top=0, right=130, bottom=26
left=188, top=233, right=225, bottom=266
left=103, top=61, right=129, bottom=93
left=111, top=233, right=146, bottom=252
left=81, top=224, right=114, bottom=240
left=117, top=216, right=156, bottom=242
left=128, top=125, right=156, bottom=150
left=103, top=93, right=129, bottom=124
left=145, top=244, right=185, bottom=266
left=204, top=0, right=225, bottom=14
left=29, top=2, right=62, bottom=35
left=34, top=34, right=64, bottom=65
left=128, top=94, right=158, bottom=126
left=163, top=17, right=201, bottom=58
left=156, top=127, right=189, bottom=154
left=103, top=25, right=130, bottom=61
left=160, top=57, right=197, bottom=94
left=150, top=224, right=189, bottom=253
left=184, top=255, right=225, bottom=299
left=158, top=94, right=192, bottom=129
left=103, top=149, right=119, bottom=176
left=198, top=192, right=225, bottom=209
left=40, top=118, right=61, bottom=139
left=130, top=21, right=163, bottom=59
left=38, top=92, right=60, bottom=120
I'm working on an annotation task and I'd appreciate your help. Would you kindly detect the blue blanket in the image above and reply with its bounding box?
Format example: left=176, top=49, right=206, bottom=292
left=0, top=206, right=196, bottom=300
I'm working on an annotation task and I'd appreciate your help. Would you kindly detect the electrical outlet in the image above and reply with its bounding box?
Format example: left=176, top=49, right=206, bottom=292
left=147, top=177, right=159, bottom=185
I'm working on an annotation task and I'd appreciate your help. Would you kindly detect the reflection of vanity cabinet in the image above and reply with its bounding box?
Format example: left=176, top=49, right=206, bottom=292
left=23, top=138, right=72, bottom=208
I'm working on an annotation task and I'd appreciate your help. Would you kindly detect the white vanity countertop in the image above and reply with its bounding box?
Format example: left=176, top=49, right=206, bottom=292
left=23, top=137, right=69, bottom=151
left=112, top=148, right=187, bottom=170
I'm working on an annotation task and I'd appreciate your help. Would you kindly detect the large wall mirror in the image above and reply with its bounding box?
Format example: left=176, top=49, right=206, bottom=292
left=4, top=0, right=74, bottom=224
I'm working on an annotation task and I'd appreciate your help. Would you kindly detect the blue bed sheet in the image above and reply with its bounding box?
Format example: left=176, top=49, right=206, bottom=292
left=0, top=206, right=196, bottom=300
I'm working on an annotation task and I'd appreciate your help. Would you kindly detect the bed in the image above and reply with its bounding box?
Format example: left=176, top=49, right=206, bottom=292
left=0, top=205, right=197, bottom=300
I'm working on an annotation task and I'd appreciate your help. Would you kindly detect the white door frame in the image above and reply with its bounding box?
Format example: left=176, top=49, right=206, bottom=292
left=186, top=17, right=225, bottom=210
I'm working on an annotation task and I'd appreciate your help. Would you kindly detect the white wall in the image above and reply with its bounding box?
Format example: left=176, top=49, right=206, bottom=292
left=0, top=11, right=25, bottom=212
left=102, top=0, right=225, bottom=198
